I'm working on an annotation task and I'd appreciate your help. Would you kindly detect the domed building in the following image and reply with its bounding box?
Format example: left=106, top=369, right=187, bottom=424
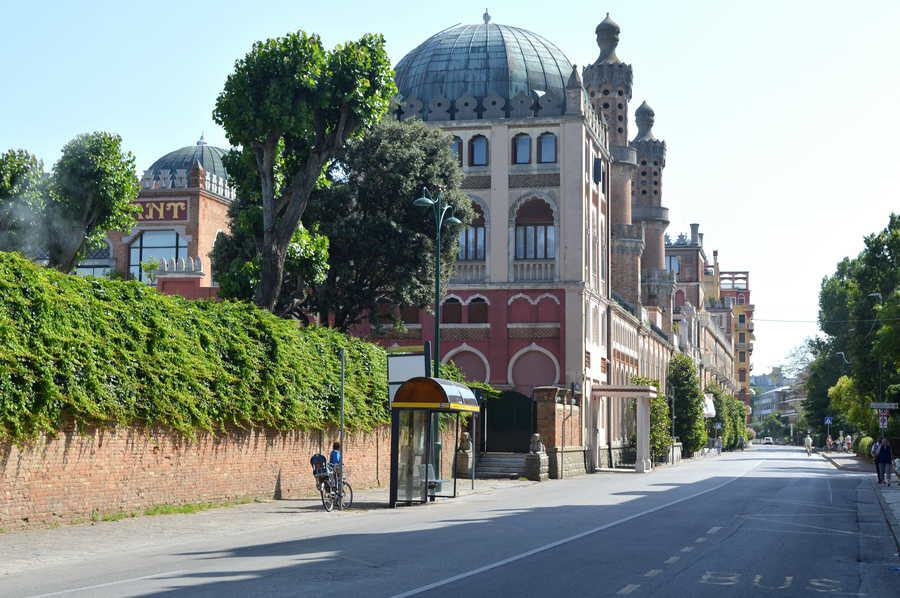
left=370, top=12, right=681, bottom=475
left=103, top=137, right=234, bottom=296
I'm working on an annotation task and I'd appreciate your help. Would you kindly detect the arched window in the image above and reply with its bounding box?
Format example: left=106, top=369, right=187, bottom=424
left=129, top=230, right=188, bottom=284
left=468, top=297, right=488, bottom=323
left=537, top=133, right=557, bottom=163
left=442, top=297, right=462, bottom=323
left=450, top=136, right=463, bottom=166
left=514, top=199, right=555, bottom=260
left=512, top=133, right=531, bottom=164
left=457, top=204, right=485, bottom=261
left=738, top=294, right=746, bottom=305
left=469, top=135, right=489, bottom=166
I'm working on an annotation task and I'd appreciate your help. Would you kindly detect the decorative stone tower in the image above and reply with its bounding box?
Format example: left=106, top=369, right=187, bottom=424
left=583, top=14, right=643, bottom=309
left=631, top=101, right=676, bottom=333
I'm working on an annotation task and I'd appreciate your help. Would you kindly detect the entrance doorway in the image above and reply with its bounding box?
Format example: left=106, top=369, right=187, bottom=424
left=485, top=391, right=533, bottom=452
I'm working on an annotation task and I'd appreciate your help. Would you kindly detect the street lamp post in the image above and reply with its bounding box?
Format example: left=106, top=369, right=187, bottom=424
left=413, top=187, right=461, bottom=378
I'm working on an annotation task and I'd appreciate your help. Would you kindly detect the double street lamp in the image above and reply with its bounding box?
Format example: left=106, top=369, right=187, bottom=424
left=413, top=187, right=461, bottom=378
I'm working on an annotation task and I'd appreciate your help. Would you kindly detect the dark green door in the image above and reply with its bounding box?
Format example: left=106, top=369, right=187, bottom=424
left=486, top=391, right=533, bottom=452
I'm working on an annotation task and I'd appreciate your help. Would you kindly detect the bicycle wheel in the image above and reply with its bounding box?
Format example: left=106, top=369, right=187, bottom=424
left=320, top=486, right=334, bottom=512
left=340, top=481, right=353, bottom=510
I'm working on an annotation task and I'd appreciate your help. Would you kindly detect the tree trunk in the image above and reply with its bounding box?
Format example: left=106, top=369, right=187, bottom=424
left=255, top=236, right=286, bottom=311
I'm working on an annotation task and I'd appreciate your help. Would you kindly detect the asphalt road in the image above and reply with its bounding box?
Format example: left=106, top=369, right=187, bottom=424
left=2, top=446, right=898, bottom=597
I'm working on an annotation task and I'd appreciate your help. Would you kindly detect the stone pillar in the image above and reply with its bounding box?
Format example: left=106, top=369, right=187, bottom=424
left=635, top=396, right=652, bottom=472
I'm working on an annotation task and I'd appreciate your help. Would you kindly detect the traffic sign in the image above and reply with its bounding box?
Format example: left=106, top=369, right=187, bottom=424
left=715, top=422, right=722, bottom=430
left=824, top=416, right=833, bottom=425
left=880, top=414, right=889, bottom=429
left=869, top=402, right=898, bottom=410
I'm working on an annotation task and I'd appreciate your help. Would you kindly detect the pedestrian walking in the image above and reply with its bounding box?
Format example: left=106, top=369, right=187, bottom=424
left=804, top=433, right=813, bottom=456
left=826, top=434, right=833, bottom=452
left=845, top=434, right=852, bottom=453
left=876, top=438, right=893, bottom=486
left=871, top=437, right=882, bottom=478
left=715, top=436, right=723, bottom=455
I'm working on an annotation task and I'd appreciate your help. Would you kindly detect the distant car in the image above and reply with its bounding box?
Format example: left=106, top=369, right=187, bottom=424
left=763, top=437, right=774, bottom=445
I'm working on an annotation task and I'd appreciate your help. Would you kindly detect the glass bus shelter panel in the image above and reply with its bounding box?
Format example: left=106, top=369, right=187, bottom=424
left=397, top=410, right=428, bottom=503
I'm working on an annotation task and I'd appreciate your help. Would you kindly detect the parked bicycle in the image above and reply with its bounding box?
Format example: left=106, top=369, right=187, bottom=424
left=310, top=454, right=353, bottom=512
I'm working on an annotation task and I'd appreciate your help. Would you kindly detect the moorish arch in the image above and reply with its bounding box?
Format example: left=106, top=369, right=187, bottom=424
left=507, top=342, right=560, bottom=388
left=443, top=343, right=490, bottom=383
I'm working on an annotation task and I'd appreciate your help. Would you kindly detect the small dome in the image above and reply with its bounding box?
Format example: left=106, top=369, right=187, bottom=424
left=595, top=13, right=620, bottom=34
left=595, top=13, right=622, bottom=64
left=395, top=20, right=574, bottom=115
left=634, top=101, right=656, bottom=141
left=145, top=137, right=229, bottom=180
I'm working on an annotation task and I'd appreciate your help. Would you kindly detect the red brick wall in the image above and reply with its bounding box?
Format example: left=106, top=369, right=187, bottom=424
left=1, top=422, right=458, bottom=529
left=535, top=399, right=583, bottom=449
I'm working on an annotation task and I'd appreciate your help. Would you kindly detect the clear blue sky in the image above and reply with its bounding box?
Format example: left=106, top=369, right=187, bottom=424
left=2, top=0, right=898, bottom=373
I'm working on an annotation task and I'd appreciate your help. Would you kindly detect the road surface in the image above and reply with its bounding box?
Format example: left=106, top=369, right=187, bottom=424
left=1, top=446, right=897, bottom=597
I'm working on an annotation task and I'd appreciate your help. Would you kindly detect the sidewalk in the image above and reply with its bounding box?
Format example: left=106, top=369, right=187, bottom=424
left=0, top=477, right=534, bottom=577
left=822, top=451, right=900, bottom=548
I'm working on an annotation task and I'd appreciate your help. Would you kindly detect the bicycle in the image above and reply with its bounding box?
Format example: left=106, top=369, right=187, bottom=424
left=310, top=455, right=353, bottom=512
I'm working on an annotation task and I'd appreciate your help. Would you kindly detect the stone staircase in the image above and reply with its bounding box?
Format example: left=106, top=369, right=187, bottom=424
left=475, top=452, right=530, bottom=479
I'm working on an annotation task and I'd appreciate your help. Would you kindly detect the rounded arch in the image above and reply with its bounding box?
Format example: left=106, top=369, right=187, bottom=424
left=442, top=343, right=490, bottom=383
left=508, top=292, right=536, bottom=306
left=507, top=342, right=560, bottom=386
left=442, top=293, right=465, bottom=305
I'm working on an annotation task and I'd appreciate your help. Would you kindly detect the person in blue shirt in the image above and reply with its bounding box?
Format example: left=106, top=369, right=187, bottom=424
left=329, top=442, right=342, bottom=466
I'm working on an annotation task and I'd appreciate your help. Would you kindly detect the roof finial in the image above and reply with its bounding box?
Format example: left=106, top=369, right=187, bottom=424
left=197, top=133, right=207, bottom=146
left=634, top=101, right=656, bottom=141
left=595, top=13, right=621, bottom=64
left=483, top=9, right=491, bottom=24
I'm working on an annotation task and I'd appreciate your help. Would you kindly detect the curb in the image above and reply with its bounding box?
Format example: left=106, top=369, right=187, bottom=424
left=873, top=482, right=900, bottom=551
left=822, top=452, right=871, bottom=473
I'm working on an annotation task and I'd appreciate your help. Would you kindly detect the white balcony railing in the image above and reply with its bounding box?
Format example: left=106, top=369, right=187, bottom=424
left=513, top=259, right=555, bottom=282
left=450, top=261, right=487, bottom=283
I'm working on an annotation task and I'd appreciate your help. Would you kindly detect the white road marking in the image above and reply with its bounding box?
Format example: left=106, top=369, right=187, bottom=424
left=707, top=526, right=722, bottom=534
left=742, top=516, right=859, bottom=536
left=680, top=546, right=695, bottom=552
left=826, top=477, right=833, bottom=505
left=617, top=584, right=641, bottom=595
left=695, top=537, right=707, bottom=543
left=390, top=464, right=761, bottom=598
left=664, top=556, right=680, bottom=564
left=27, top=571, right=187, bottom=597
left=644, top=569, right=662, bottom=577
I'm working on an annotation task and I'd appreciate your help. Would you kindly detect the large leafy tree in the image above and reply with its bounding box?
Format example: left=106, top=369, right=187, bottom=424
left=212, top=148, right=329, bottom=318
left=0, top=149, right=46, bottom=256
left=46, top=132, right=140, bottom=273
left=213, top=30, right=396, bottom=311
left=304, top=119, right=471, bottom=330
left=805, top=214, right=900, bottom=438
left=667, top=354, right=707, bottom=457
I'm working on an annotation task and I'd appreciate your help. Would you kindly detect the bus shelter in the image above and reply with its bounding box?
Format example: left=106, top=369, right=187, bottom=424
left=389, top=377, right=480, bottom=507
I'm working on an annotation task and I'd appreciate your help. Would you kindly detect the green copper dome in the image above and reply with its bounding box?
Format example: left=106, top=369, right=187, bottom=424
left=145, top=137, right=229, bottom=180
left=394, top=19, right=574, bottom=118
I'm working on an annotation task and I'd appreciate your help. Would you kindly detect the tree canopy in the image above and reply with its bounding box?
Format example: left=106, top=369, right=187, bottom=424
left=804, top=214, right=900, bottom=438
left=213, top=30, right=396, bottom=311
left=304, top=119, right=471, bottom=330
left=0, top=149, right=46, bottom=256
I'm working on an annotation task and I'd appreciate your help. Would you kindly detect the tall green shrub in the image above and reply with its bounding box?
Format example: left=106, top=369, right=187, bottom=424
left=633, top=375, right=673, bottom=462
left=668, top=354, right=707, bottom=457
left=0, top=252, right=391, bottom=441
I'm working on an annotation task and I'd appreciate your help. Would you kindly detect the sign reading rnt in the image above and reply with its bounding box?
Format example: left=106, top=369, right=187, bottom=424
left=136, top=200, right=188, bottom=221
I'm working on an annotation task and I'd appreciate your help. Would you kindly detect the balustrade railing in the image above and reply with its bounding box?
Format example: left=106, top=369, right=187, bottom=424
left=450, top=261, right=486, bottom=283
left=512, top=259, right=555, bottom=282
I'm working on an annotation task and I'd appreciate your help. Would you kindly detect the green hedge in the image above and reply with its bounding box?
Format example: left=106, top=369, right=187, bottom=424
left=0, top=252, right=391, bottom=441
left=856, top=436, right=875, bottom=461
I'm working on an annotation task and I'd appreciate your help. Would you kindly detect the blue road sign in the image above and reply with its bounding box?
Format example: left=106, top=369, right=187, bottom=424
left=824, top=416, right=833, bottom=425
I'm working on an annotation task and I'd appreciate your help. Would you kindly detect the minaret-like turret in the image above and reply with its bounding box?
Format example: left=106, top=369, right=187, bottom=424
left=631, top=101, right=675, bottom=333
left=583, top=14, right=632, bottom=146
left=583, top=15, right=643, bottom=309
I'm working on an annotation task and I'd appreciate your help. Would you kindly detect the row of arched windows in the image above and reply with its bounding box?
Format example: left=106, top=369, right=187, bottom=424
left=456, top=198, right=556, bottom=263
left=449, top=133, right=558, bottom=167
